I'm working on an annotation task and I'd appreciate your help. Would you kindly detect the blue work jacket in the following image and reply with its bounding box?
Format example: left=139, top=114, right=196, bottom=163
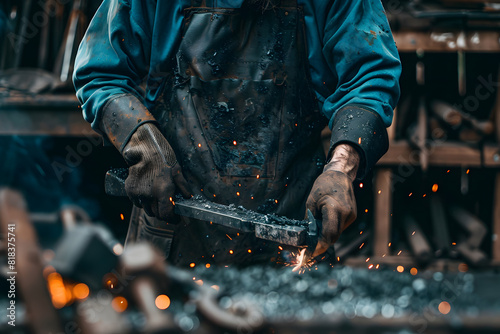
left=73, top=0, right=401, bottom=176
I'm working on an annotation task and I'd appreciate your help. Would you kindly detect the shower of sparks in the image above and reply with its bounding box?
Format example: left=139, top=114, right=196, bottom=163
left=291, top=248, right=314, bottom=274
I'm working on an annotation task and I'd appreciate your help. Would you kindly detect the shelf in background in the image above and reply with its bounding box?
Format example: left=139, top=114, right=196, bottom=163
left=378, top=140, right=500, bottom=168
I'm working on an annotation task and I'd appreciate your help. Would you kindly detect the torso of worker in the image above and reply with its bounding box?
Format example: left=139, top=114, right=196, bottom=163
left=74, top=0, right=401, bottom=265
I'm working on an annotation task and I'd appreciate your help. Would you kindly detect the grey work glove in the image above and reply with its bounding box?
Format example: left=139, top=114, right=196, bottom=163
left=122, top=123, right=191, bottom=221
left=306, top=144, right=359, bottom=257
left=100, top=95, right=191, bottom=221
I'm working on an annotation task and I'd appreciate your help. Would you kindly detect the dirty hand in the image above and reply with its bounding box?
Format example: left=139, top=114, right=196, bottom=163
left=306, top=144, right=359, bottom=257
left=122, top=123, right=191, bottom=221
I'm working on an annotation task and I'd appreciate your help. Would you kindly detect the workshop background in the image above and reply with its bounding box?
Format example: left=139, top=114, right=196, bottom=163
left=0, top=0, right=500, bottom=333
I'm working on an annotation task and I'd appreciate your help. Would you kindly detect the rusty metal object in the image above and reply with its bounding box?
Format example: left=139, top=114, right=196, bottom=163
left=121, top=243, right=176, bottom=332
left=449, top=206, right=488, bottom=266
left=402, top=214, right=433, bottom=264
left=196, top=287, right=264, bottom=332
left=429, top=195, right=452, bottom=257
left=0, top=189, right=63, bottom=334
left=431, top=100, right=463, bottom=128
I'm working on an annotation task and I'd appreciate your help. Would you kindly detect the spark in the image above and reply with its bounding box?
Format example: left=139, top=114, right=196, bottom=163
left=447, top=170, right=450, bottom=173
left=233, top=141, right=237, bottom=146
left=359, top=242, right=365, bottom=249
left=358, top=137, right=362, bottom=144
left=278, top=246, right=283, bottom=251
left=111, top=297, right=128, bottom=313
left=423, top=194, right=427, bottom=198
left=452, top=242, right=456, bottom=246
left=205, top=263, right=211, bottom=268
left=365, top=209, right=368, bottom=213
left=198, top=143, right=202, bottom=148
left=397, top=266, right=404, bottom=272
left=112, top=243, right=124, bottom=256
left=382, top=254, right=386, bottom=257
left=438, top=301, right=451, bottom=315
left=397, top=250, right=402, bottom=255
left=409, top=192, right=413, bottom=197
left=120, top=213, right=124, bottom=220
left=236, top=192, right=240, bottom=196
left=410, top=268, right=418, bottom=275
left=359, top=183, right=364, bottom=188
left=73, top=284, right=89, bottom=300
left=412, top=231, right=416, bottom=236
left=229, top=250, right=234, bottom=254
left=248, top=249, right=252, bottom=253
left=359, top=231, right=363, bottom=234
left=432, top=184, right=439, bottom=192
left=226, top=234, right=232, bottom=240
left=155, top=295, right=171, bottom=310
left=368, top=264, right=374, bottom=269
left=466, top=169, right=470, bottom=174
left=275, top=199, right=278, bottom=204
left=291, top=248, right=314, bottom=274
left=256, top=175, right=260, bottom=179
left=378, top=190, right=381, bottom=194
left=365, top=257, right=370, bottom=262
left=189, top=263, right=195, bottom=268
left=337, top=257, right=340, bottom=261
left=388, top=243, right=392, bottom=247
left=375, top=264, right=380, bottom=269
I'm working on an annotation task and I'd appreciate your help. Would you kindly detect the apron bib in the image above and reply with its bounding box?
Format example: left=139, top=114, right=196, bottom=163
left=134, top=0, right=327, bottom=265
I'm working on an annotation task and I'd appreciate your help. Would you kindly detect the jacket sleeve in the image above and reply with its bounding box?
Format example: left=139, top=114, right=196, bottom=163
left=73, top=0, right=156, bottom=142
left=322, top=0, right=401, bottom=178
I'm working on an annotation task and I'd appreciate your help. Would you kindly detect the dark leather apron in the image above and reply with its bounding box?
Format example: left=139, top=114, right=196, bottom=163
left=129, top=0, right=327, bottom=266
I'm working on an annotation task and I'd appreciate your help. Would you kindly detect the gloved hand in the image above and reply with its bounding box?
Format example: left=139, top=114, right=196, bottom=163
left=122, top=123, right=191, bottom=220
left=306, top=144, right=359, bottom=257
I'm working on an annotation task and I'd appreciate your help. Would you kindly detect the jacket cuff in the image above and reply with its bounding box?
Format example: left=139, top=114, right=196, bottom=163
left=328, top=105, right=389, bottom=180
left=100, top=94, right=157, bottom=153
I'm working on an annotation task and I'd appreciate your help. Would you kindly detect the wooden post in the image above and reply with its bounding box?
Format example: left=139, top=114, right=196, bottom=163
left=493, top=65, right=500, bottom=262
left=373, top=168, right=393, bottom=257
left=493, top=172, right=500, bottom=261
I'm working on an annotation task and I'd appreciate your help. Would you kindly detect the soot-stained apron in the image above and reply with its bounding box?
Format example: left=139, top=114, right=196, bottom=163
left=127, top=0, right=327, bottom=266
